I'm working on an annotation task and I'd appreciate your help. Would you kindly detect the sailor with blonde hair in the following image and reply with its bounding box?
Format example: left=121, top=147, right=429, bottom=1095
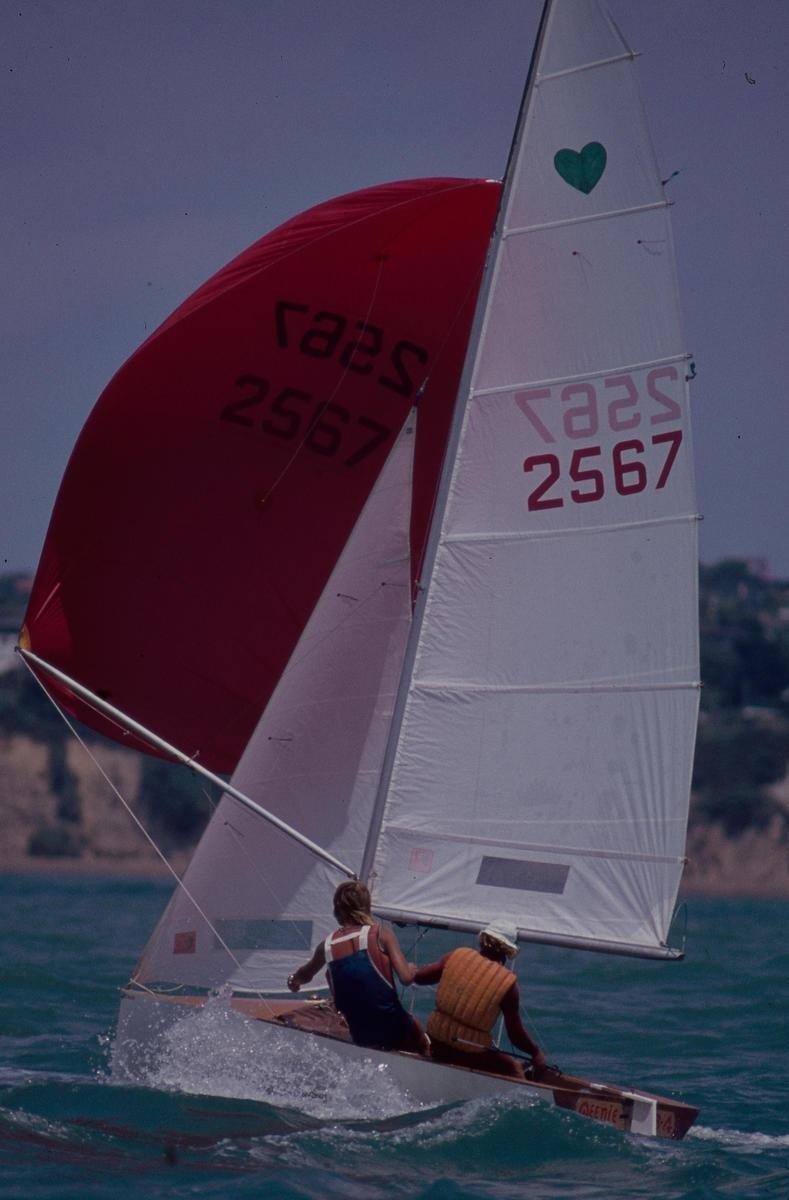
left=287, top=881, right=428, bottom=1054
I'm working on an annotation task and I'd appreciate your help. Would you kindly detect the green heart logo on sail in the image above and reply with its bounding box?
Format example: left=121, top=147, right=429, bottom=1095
left=554, top=142, right=607, bottom=194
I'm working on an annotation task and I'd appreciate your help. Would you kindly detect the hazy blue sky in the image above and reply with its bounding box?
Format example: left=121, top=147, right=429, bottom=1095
left=3, top=1, right=787, bottom=576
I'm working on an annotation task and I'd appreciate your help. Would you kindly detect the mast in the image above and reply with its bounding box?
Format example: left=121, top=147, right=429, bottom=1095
left=360, top=0, right=555, bottom=886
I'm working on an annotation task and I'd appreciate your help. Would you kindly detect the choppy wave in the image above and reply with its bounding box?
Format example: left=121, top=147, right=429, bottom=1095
left=2, top=878, right=789, bottom=1199
left=3, top=1069, right=789, bottom=1200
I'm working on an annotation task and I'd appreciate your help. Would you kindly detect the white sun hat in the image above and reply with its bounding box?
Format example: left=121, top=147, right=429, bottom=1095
left=479, top=922, right=519, bottom=954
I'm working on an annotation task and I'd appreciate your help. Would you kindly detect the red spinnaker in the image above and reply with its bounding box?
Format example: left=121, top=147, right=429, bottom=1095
left=24, top=178, right=500, bottom=772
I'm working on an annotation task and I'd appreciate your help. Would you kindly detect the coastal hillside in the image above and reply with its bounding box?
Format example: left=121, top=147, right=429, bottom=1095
left=1, top=562, right=788, bottom=894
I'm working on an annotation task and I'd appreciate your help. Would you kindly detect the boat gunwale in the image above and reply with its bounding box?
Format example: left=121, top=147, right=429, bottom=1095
left=119, top=986, right=700, bottom=1139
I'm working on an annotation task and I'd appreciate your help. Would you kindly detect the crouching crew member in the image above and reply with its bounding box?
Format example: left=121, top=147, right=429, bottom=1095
left=413, top=922, right=547, bottom=1079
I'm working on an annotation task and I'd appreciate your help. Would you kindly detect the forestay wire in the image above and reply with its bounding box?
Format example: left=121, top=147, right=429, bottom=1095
left=20, top=654, right=278, bottom=1016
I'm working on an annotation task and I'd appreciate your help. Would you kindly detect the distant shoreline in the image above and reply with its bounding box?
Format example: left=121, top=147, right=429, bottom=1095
left=0, top=852, right=190, bottom=882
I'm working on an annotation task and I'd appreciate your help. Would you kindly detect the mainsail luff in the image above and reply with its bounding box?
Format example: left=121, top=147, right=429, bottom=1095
left=366, top=0, right=699, bottom=956
left=358, top=1, right=555, bottom=889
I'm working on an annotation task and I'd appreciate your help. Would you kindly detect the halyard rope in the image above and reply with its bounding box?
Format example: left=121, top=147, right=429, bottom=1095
left=400, top=922, right=430, bottom=1013
left=251, top=256, right=386, bottom=514
left=208, top=251, right=479, bottom=755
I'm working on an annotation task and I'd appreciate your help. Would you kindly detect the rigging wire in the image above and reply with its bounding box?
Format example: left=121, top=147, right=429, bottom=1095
left=517, top=997, right=551, bottom=1063
left=399, top=922, right=430, bottom=1014
left=179, top=557, right=415, bottom=977
left=24, top=654, right=553, bottom=1069
left=222, top=817, right=319, bottom=965
left=20, top=654, right=278, bottom=1017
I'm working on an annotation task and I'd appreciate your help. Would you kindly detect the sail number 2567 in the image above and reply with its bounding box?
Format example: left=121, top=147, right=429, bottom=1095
left=525, top=433, right=682, bottom=510
left=275, top=301, right=428, bottom=399
left=518, top=366, right=685, bottom=510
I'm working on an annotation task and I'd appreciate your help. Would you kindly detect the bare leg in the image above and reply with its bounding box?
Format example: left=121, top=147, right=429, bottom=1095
left=398, top=1014, right=430, bottom=1056
left=430, top=1040, right=524, bottom=1079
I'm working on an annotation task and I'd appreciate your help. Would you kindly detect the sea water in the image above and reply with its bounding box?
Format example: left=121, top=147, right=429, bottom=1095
left=0, top=874, right=787, bottom=1200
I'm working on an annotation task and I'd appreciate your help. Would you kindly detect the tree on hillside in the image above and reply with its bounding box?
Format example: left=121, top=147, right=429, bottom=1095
left=137, top=757, right=217, bottom=845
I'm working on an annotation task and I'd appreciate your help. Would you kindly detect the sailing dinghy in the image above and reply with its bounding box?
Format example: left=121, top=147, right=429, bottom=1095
left=21, top=0, right=700, bottom=1140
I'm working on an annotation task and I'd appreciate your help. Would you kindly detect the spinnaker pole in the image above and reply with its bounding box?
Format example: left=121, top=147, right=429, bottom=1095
left=18, top=647, right=356, bottom=880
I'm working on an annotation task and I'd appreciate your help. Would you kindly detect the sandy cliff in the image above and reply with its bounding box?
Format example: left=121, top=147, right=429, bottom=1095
left=0, top=734, right=161, bottom=869
left=1, top=733, right=788, bottom=896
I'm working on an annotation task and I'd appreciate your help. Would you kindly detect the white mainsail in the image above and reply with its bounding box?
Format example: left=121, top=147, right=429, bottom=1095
left=135, top=415, right=416, bottom=994
left=366, top=0, right=699, bottom=956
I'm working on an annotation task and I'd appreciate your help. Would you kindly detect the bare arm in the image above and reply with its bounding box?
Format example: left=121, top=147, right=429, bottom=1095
left=287, top=941, right=326, bottom=992
left=501, top=981, right=547, bottom=1071
left=378, top=925, right=417, bottom=985
left=412, top=954, right=450, bottom=986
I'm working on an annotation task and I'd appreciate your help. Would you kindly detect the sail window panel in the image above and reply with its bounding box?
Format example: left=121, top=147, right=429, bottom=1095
left=476, top=856, right=570, bottom=895
left=473, top=208, right=683, bottom=392
left=537, top=0, right=629, bottom=81
left=212, top=919, right=313, bottom=952
left=508, top=57, right=661, bottom=232
left=136, top=421, right=416, bottom=995
left=374, top=684, right=698, bottom=871
left=416, top=525, right=697, bottom=690
left=138, top=704, right=401, bottom=988
left=132, top=808, right=337, bottom=992
left=371, top=825, right=684, bottom=949
left=150, top=679, right=403, bottom=987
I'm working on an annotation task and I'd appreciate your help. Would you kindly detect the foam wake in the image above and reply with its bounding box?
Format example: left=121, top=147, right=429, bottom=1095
left=119, top=993, right=425, bottom=1120
left=690, top=1125, right=789, bottom=1152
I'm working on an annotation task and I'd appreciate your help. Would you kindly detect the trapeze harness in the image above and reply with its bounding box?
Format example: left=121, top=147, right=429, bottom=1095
left=324, top=924, right=414, bottom=1051
left=427, top=947, right=515, bottom=1052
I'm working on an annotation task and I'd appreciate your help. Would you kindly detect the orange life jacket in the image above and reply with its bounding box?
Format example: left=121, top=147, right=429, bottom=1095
left=426, top=946, right=515, bottom=1052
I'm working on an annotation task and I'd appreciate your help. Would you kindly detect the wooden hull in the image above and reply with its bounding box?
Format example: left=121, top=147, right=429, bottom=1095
left=116, top=988, right=698, bottom=1140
